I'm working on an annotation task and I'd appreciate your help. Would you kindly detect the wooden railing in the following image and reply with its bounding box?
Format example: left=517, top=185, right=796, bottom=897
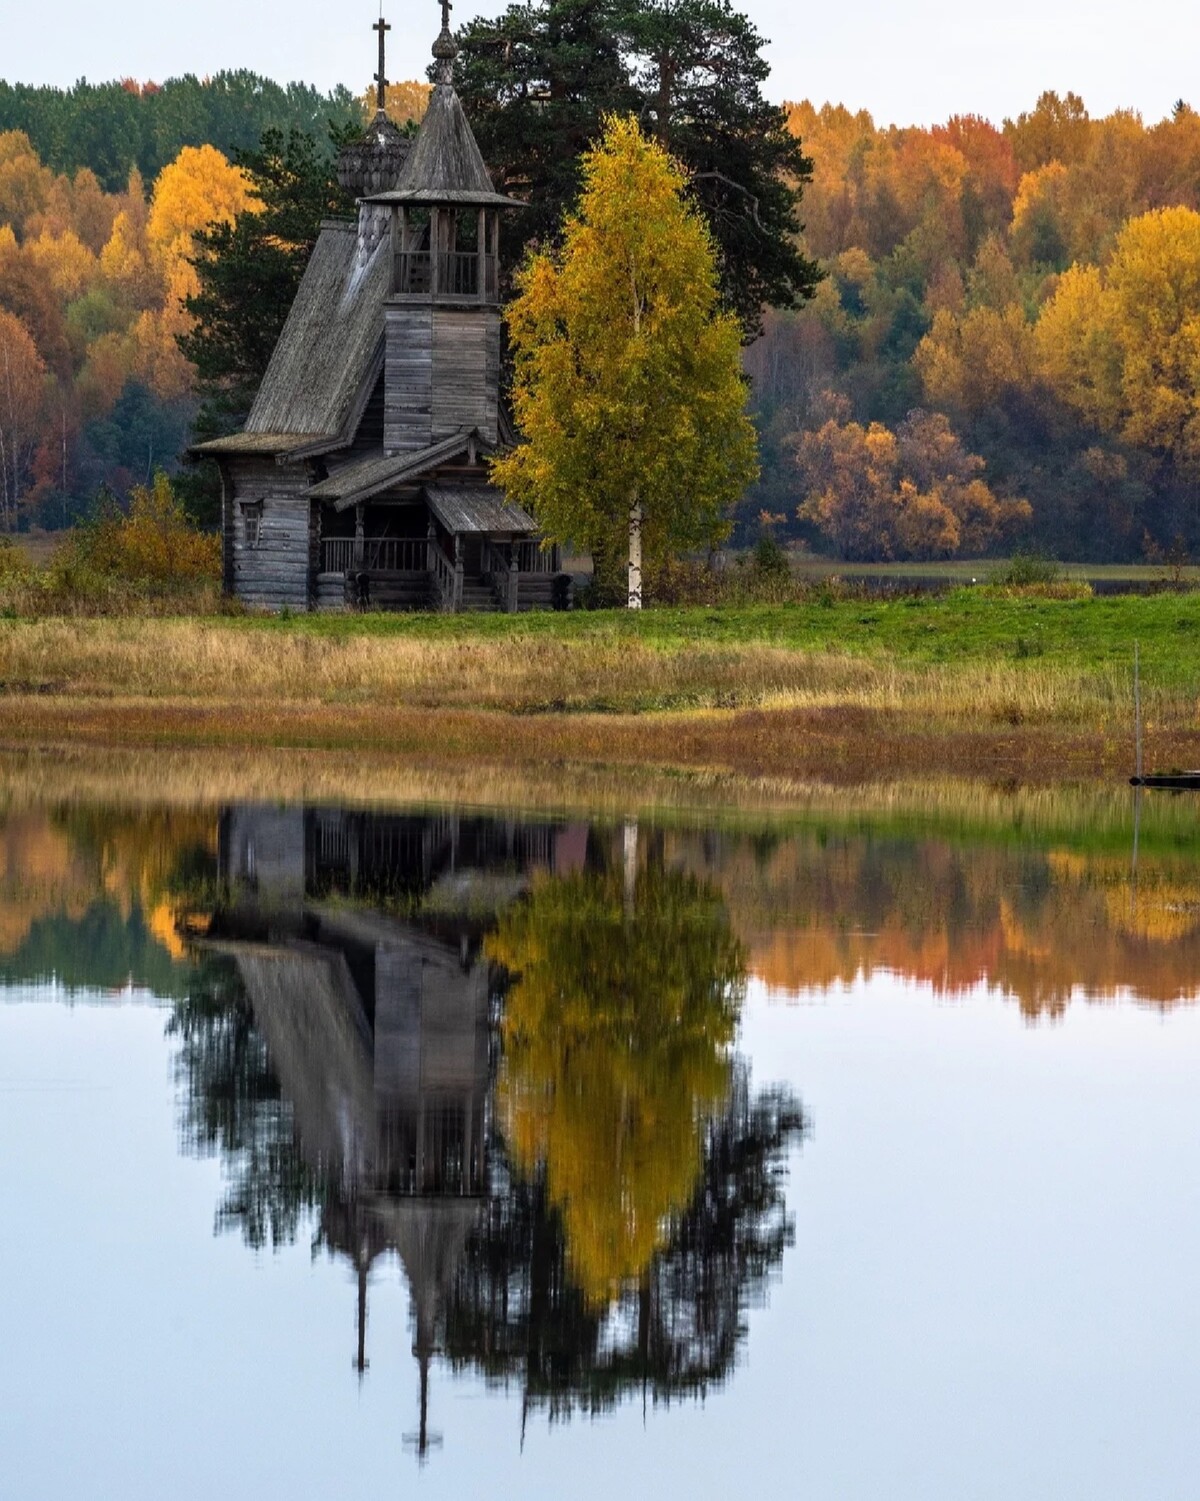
left=430, top=539, right=459, bottom=611
left=321, top=537, right=429, bottom=574
left=483, top=539, right=563, bottom=611
left=393, top=249, right=499, bottom=299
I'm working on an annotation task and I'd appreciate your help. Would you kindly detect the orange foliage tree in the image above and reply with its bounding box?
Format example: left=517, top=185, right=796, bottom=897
left=794, top=406, right=1030, bottom=559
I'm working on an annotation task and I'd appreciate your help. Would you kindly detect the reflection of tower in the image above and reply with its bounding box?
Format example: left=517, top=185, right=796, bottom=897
left=210, top=809, right=502, bottom=1460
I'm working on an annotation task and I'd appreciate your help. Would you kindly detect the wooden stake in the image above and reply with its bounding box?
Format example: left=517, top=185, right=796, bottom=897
left=1134, top=641, right=1143, bottom=781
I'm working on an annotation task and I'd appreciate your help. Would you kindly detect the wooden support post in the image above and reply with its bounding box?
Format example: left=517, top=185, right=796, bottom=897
left=453, top=533, right=464, bottom=611
left=507, top=541, right=519, bottom=613
left=426, top=519, right=435, bottom=572
left=430, top=207, right=441, bottom=297
left=354, top=504, right=365, bottom=568
left=477, top=207, right=486, bottom=302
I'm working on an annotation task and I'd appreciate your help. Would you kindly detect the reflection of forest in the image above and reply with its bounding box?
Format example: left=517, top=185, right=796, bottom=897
left=6, top=795, right=1199, bottom=1451
left=168, top=805, right=802, bottom=1455
left=664, top=830, right=1200, bottom=1016
left=2, top=800, right=1199, bottom=1016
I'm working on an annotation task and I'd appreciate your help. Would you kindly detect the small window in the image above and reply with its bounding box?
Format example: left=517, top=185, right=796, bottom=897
left=241, top=502, right=263, bottom=550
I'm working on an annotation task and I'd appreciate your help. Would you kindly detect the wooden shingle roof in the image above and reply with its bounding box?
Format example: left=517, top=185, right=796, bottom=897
left=364, top=84, right=521, bottom=209
left=196, top=220, right=391, bottom=462
left=309, top=430, right=492, bottom=509
left=424, top=482, right=536, bottom=535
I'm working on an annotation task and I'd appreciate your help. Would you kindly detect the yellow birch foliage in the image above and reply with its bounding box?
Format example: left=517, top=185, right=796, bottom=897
left=795, top=408, right=1029, bottom=560
left=0, top=307, right=49, bottom=521
left=147, top=144, right=256, bottom=305
left=1036, top=206, right=1200, bottom=463
left=915, top=303, right=1037, bottom=415
left=492, top=115, right=757, bottom=574
left=488, top=863, right=742, bottom=1306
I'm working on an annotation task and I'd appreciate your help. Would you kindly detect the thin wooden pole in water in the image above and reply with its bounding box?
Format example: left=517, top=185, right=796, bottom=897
left=1134, top=641, right=1143, bottom=781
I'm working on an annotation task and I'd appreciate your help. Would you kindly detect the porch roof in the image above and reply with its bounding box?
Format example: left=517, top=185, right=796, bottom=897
left=308, top=430, right=491, bottom=509
left=423, top=482, right=536, bottom=536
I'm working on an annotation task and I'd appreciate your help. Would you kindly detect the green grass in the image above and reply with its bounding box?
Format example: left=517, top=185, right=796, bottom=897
left=219, top=588, right=1200, bottom=688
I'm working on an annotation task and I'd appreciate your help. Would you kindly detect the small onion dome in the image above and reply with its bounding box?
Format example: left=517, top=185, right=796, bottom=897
left=337, top=111, right=411, bottom=199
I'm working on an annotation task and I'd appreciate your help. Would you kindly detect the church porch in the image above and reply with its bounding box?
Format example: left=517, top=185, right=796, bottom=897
left=314, top=494, right=563, bottom=613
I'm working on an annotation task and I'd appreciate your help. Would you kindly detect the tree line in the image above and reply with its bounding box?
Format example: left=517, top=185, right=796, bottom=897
left=750, top=93, right=1200, bottom=560
left=10, top=17, right=1200, bottom=561
left=0, top=73, right=360, bottom=191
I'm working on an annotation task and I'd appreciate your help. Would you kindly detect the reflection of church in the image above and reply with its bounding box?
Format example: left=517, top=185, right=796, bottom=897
left=189, top=802, right=799, bottom=1457
left=206, top=803, right=579, bottom=1457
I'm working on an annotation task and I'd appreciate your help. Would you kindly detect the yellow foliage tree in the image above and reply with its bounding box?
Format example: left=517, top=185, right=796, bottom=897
left=493, top=115, right=757, bottom=607
left=914, top=303, right=1037, bottom=415
left=147, top=144, right=256, bottom=307
left=25, top=229, right=97, bottom=300
left=1036, top=206, right=1200, bottom=464
left=0, top=307, right=49, bottom=528
left=358, top=80, right=431, bottom=125
left=0, top=130, right=54, bottom=237
left=488, top=860, right=743, bottom=1306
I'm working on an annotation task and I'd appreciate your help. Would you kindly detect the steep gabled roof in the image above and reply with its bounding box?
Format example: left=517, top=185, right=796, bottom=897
left=195, top=220, right=391, bottom=460
left=247, top=220, right=391, bottom=440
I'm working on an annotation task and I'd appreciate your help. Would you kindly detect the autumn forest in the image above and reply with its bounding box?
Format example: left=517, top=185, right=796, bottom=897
left=3, top=66, right=1200, bottom=560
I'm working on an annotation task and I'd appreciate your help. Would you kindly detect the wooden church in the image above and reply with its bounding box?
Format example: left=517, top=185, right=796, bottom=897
left=195, top=6, right=562, bottom=613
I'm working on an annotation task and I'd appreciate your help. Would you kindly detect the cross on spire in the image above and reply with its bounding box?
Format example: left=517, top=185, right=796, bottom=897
left=431, top=0, right=458, bottom=83
left=373, top=14, right=391, bottom=112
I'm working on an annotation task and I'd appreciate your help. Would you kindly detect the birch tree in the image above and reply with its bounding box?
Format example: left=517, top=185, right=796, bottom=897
left=492, top=115, right=757, bottom=607
left=0, top=308, right=47, bottom=530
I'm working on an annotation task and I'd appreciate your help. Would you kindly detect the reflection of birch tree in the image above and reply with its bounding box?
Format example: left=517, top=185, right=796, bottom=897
left=445, top=1066, right=805, bottom=1416
left=487, top=861, right=745, bottom=1305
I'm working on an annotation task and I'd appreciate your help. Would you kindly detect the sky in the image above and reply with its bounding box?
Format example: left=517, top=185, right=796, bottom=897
left=2, top=0, right=1197, bottom=129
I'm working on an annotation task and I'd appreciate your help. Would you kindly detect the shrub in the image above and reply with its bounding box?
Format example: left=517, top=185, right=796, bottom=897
left=66, top=474, right=221, bottom=589
left=987, top=550, right=1062, bottom=586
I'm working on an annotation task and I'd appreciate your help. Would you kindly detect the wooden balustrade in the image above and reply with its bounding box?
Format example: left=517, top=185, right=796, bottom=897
left=392, top=248, right=498, bottom=299
left=321, top=537, right=429, bottom=574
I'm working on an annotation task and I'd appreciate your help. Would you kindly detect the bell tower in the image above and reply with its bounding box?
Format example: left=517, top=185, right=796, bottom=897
left=365, top=2, right=519, bottom=453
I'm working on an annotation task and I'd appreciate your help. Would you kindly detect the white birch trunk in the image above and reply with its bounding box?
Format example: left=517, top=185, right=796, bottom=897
left=627, top=498, right=643, bottom=610
left=622, top=819, right=638, bottom=919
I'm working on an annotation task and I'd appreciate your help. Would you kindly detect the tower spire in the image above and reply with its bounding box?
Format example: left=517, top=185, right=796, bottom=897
left=432, top=0, right=457, bottom=85
left=373, top=13, right=391, bottom=113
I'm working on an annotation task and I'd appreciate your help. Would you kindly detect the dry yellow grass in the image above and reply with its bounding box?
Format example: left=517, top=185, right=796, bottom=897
left=0, top=616, right=1161, bottom=727
left=0, top=614, right=1192, bottom=786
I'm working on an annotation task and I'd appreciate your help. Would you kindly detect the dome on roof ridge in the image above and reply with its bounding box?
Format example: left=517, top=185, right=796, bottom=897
left=337, top=110, right=412, bottom=199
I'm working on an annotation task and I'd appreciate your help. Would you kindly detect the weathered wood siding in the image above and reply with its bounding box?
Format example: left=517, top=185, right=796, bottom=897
left=384, top=302, right=499, bottom=452
left=346, top=369, right=386, bottom=457
left=385, top=304, right=433, bottom=451
left=431, top=307, right=499, bottom=445
left=224, top=457, right=314, bottom=611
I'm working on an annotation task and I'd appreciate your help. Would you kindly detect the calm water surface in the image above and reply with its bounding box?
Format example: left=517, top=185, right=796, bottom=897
left=1, top=792, right=1199, bottom=1499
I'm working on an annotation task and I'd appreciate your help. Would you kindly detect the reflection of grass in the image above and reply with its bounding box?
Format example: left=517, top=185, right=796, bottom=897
left=1, top=744, right=1195, bottom=862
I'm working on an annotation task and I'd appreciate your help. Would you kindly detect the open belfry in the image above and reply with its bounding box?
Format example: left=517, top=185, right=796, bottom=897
left=195, top=4, right=563, bottom=612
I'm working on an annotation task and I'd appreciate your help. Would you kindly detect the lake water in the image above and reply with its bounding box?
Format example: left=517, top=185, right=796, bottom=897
left=2, top=788, right=1199, bottom=1499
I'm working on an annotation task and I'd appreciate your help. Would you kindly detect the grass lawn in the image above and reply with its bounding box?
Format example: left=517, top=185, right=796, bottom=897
left=1, top=589, right=1197, bottom=782
left=216, top=586, right=1199, bottom=685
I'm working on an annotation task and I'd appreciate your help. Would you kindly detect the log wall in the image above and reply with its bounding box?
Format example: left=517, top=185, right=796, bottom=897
left=384, top=301, right=500, bottom=452
left=223, top=457, right=314, bottom=611
left=431, top=308, right=499, bottom=446
left=385, top=304, right=433, bottom=451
